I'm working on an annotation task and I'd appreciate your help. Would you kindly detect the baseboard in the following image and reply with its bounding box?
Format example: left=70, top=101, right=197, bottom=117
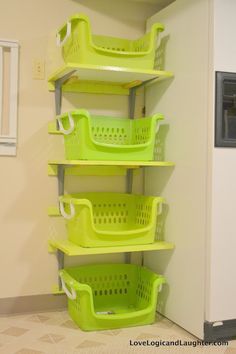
left=204, top=319, right=236, bottom=341
left=0, top=294, right=67, bottom=315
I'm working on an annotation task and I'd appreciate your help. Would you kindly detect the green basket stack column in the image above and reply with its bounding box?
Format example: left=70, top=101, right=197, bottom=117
left=48, top=13, right=174, bottom=331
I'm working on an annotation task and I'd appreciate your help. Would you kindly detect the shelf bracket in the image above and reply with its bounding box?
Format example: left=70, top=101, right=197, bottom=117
left=54, top=70, right=77, bottom=116
left=129, top=87, right=136, bottom=119
left=126, top=169, right=133, bottom=194
left=55, top=81, right=62, bottom=117
left=128, top=77, right=157, bottom=121
left=125, top=86, right=137, bottom=264
left=57, top=250, right=64, bottom=291
left=125, top=168, right=133, bottom=264
left=124, top=252, right=131, bottom=264
left=126, top=78, right=157, bottom=266
left=58, top=165, right=65, bottom=196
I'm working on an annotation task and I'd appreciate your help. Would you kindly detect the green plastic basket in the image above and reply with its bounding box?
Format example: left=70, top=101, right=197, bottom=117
left=56, top=14, right=164, bottom=70
left=59, top=263, right=165, bottom=331
left=59, top=192, right=164, bottom=248
left=57, top=110, right=163, bottom=161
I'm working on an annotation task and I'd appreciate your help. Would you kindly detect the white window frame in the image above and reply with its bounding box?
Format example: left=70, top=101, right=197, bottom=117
left=0, top=39, right=19, bottom=156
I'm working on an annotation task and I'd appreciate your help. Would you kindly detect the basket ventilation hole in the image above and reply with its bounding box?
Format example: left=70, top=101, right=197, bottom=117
left=93, top=202, right=129, bottom=225
left=91, top=125, right=129, bottom=145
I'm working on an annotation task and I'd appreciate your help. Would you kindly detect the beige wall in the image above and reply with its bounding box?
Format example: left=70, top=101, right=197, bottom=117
left=0, top=0, right=156, bottom=298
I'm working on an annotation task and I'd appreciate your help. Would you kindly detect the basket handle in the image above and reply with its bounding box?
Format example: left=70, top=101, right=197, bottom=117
left=152, top=113, right=164, bottom=135
left=60, top=275, right=77, bottom=300
left=152, top=23, right=165, bottom=34
left=59, top=200, right=75, bottom=220
left=57, top=113, right=75, bottom=135
left=157, top=276, right=166, bottom=293
left=151, top=23, right=164, bottom=52
left=56, top=21, right=71, bottom=47
left=157, top=202, right=162, bottom=215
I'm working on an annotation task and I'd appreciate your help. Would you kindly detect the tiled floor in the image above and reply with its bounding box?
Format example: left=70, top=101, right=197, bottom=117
left=0, top=311, right=235, bottom=354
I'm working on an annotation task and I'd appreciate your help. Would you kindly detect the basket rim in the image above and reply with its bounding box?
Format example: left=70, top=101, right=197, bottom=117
left=56, top=109, right=164, bottom=148
left=58, top=13, right=164, bottom=57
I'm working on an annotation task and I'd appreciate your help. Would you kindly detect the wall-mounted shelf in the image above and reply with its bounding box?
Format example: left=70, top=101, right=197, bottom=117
left=48, top=159, right=174, bottom=180
left=48, top=63, right=173, bottom=95
left=48, top=159, right=175, bottom=175
left=49, top=239, right=174, bottom=256
left=48, top=54, right=174, bottom=293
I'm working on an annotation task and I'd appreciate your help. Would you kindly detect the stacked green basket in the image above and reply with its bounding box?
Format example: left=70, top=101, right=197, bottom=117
left=56, top=14, right=164, bottom=69
left=53, top=14, right=167, bottom=331
left=57, top=110, right=164, bottom=161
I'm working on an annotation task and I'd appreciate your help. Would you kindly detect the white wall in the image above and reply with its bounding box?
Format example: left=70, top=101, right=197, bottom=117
left=206, top=0, right=236, bottom=322
left=144, top=0, right=210, bottom=338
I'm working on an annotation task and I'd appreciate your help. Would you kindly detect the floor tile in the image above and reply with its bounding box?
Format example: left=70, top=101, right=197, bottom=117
left=15, top=349, right=45, bottom=354
left=0, top=310, right=234, bottom=354
left=38, top=333, right=65, bottom=344
left=76, top=339, right=106, bottom=349
left=225, top=349, right=236, bottom=354
left=26, top=315, right=49, bottom=324
left=2, top=327, right=29, bottom=337
left=59, top=319, right=78, bottom=330
left=229, top=340, right=236, bottom=348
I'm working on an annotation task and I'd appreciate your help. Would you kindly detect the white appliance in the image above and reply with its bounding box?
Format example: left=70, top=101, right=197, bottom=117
left=144, top=0, right=236, bottom=340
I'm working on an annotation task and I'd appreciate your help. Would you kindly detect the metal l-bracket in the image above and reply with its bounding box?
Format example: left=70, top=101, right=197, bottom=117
left=129, top=87, right=136, bottom=119
left=125, top=168, right=133, bottom=264
left=124, top=252, right=131, bottom=264
left=55, top=82, right=62, bottom=117
left=58, top=165, right=65, bottom=196
left=126, top=169, right=133, bottom=194
left=125, top=86, right=137, bottom=264
left=128, top=77, right=157, bottom=120
left=127, top=81, right=156, bottom=266
left=57, top=250, right=64, bottom=291
left=55, top=70, right=77, bottom=116
left=54, top=72, right=76, bottom=291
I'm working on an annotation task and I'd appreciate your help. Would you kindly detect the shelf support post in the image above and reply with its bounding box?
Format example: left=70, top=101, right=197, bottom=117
left=129, top=86, right=136, bottom=119
left=55, top=81, right=62, bottom=116
left=54, top=70, right=77, bottom=117
left=125, top=87, right=137, bottom=264
left=58, top=165, right=65, bottom=196
left=57, top=250, right=64, bottom=291
left=126, top=81, right=155, bottom=266
left=125, top=168, right=133, bottom=264
left=54, top=74, right=75, bottom=290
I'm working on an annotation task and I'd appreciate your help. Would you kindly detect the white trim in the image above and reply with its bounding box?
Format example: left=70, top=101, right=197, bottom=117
left=0, top=39, right=19, bottom=156
left=8, top=46, right=18, bottom=139
left=0, top=40, right=19, bottom=48
left=0, top=47, right=2, bottom=134
left=0, top=143, right=16, bottom=156
left=0, top=137, right=16, bottom=143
